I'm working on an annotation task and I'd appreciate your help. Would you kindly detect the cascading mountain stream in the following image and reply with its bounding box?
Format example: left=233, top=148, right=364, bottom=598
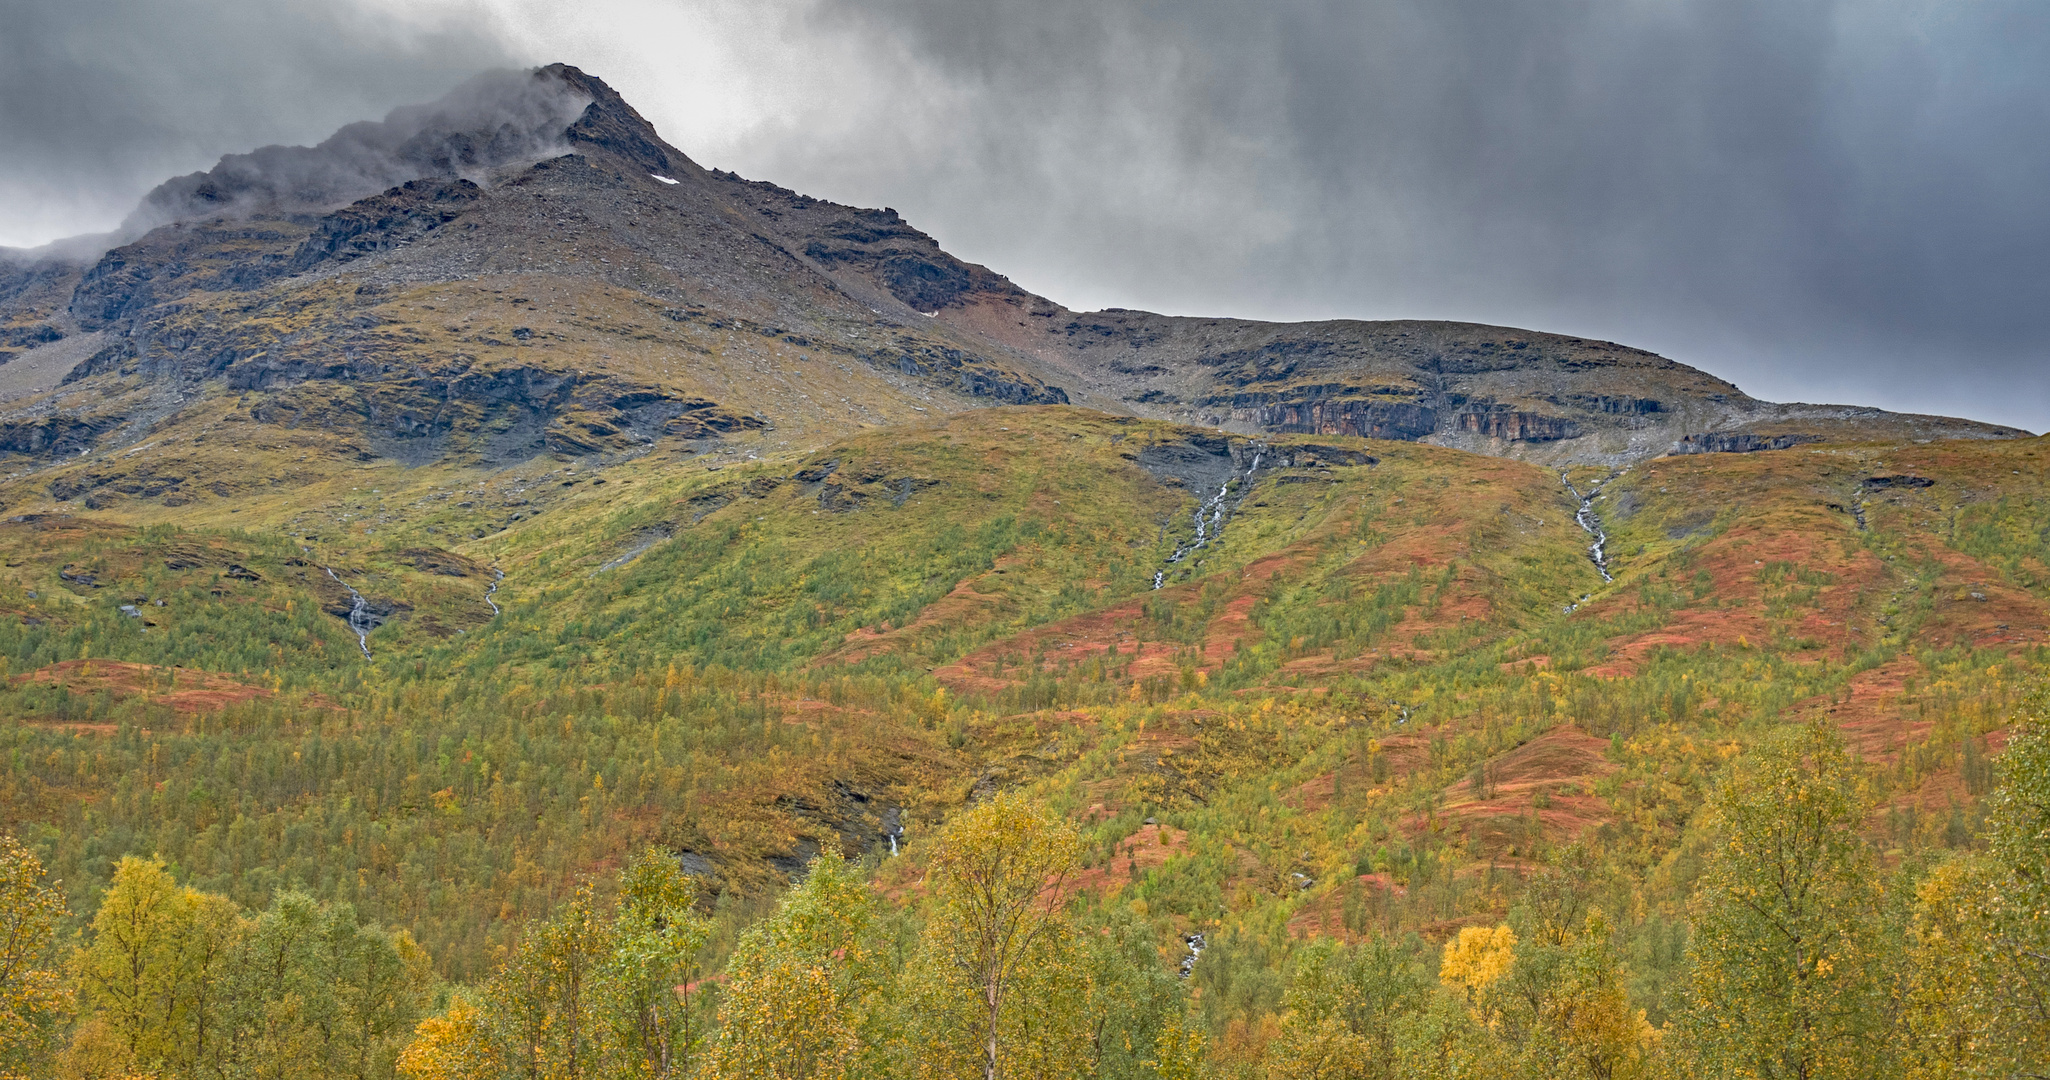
left=1561, top=472, right=1615, bottom=583
left=1559, top=471, right=1618, bottom=612
left=1154, top=451, right=1264, bottom=590
left=323, top=567, right=376, bottom=660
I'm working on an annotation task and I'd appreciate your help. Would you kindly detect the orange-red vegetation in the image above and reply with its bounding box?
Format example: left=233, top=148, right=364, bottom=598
left=1429, top=727, right=1619, bottom=855
left=1068, top=821, right=1189, bottom=899
left=10, top=659, right=310, bottom=715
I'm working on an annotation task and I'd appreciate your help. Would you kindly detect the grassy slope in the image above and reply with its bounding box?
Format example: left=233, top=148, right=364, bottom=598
left=0, top=406, right=2041, bottom=992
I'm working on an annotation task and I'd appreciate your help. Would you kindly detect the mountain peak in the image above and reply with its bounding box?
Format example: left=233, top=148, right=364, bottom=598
left=543, top=63, right=694, bottom=180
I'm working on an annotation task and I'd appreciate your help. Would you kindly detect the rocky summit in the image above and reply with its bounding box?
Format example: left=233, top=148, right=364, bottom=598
left=0, top=63, right=2044, bottom=1080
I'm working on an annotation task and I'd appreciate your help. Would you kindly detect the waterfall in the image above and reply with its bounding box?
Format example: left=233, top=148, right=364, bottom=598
left=1561, top=472, right=1615, bottom=584
left=1154, top=450, right=1266, bottom=589
left=1179, top=932, right=1207, bottom=978
left=323, top=567, right=375, bottom=660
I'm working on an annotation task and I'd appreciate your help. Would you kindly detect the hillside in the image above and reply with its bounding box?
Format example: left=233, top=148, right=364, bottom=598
left=0, top=62, right=2043, bottom=1080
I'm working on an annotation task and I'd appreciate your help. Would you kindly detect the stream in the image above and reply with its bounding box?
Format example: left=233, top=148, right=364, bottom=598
left=484, top=567, right=504, bottom=615
left=1179, top=932, right=1207, bottom=979
left=323, top=567, right=376, bottom=660
left=1154, top=452, right=1263, bottom=590
left=1561, top=472, right=1615, bottom=584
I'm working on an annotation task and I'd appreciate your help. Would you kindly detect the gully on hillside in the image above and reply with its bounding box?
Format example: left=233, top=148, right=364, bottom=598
left=1561, top=470, right=1617, bottom=612
left=321, top=565, right=377, bottom=660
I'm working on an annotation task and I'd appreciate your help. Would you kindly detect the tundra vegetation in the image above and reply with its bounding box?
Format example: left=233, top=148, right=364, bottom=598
left=0, top=409, right=2046, bottom=1080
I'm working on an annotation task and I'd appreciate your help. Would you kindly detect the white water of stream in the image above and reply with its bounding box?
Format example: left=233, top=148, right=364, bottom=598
left=323, top=567, right=375, bottom=660
left=1561, top=473, right=1615, bottom=584
left=484, top=567, right=504, bottom=615
left=1559, top=473, right=1618, bottom=613
left=1154, top=453, right=1263, bottom=590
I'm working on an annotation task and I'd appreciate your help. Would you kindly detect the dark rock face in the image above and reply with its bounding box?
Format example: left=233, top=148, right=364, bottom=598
left=1451, top=408, right=1582, bottom=442
left=1863, top=474, right=1936, bottom=489
left=879, top=254, right=975, bottom=311
left=1275, top=443, right=1377, bottom=467
left=548, top=63, right=682, bottom=177
left=783, top=457, right=942, bottom=515
left=772, top=779, right=905, bottom=863
left=1230, top=398, right=1440, bottom=441
left=0, top=324, right=63, bottom=349
left=794, top=205, right=1015, bottom=312
left=404, top=548, right=484, bottom=577
left=71, top=218, right=317, bottom=329
left=71, top=252, right=155, bottom=328
left=1671, top=432, right=1824, bottom=454
left=319, top=590, right=405, bottom=629
left=0, top=414, right=126, bottom=456
left=720, top=170, right=1029, bottom=315
left=957, top=365, right=1068, bottom=405
left=1200, top=379, right=1595, bottom=446
left=48, top=465, right=185, bottom=502
left=1567, top=394, right=1664, bottom=415
left=1136, top=435, right=1238, bottom=493
left=287, top=179, right=483, bottom=273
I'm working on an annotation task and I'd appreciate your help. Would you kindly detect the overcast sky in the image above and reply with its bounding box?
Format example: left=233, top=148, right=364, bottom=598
left=4, top=0, right=2045, bottom=432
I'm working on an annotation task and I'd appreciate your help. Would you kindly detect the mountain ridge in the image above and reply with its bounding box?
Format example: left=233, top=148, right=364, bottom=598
left=0, top=63, right=2027, bottom=490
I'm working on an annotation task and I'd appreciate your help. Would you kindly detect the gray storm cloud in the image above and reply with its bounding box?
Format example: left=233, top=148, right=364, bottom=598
left=753, top=0, right=2049, bottom=430
left=0, top=0, right=521, bottom=250
left=130, top=68, right=589, bottom=236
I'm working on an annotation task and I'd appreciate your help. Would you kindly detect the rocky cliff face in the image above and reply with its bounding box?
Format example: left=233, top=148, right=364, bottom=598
left=929, top=304, right=2028, bottom=462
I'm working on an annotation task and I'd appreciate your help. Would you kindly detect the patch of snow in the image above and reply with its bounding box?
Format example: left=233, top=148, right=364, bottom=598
left=650, top=174, right=679, bottom=185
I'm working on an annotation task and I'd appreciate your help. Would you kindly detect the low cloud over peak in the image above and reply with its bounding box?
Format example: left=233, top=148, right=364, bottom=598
left=127, top=67, right=588, bottom=238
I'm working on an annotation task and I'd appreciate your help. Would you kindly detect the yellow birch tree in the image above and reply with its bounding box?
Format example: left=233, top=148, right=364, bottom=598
left=0, top=836, right=69, bottom=1080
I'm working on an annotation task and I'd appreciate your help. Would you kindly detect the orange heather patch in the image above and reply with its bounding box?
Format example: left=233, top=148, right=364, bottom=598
left=816, top=576, right=1012, bottom=667
left=1287, top=769, right=1339, bottom=813
left=1286, top=873, right=1408, bottom=940
left=1067, top=821, right=1189, bottom=899
left=1586, top=515, right=1889, bottom=675
left=10, top=659, right=327, bottom=715
left=931, top=593, right=1153, bottom=695
left=1795, top=656, right=1927, bottom=761
left=1425, top=727, right=1620, bottom=855
left=1909, top=549, right=2050, bottom=652
left=1367, top=732, right=1433, bottom=777
left=935, top=534, right=1335, bottom=697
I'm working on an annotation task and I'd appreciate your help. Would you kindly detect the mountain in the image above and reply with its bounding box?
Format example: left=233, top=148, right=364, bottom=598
left=0, top=65, right=2021, bottom=503
left=0, top=63, right=2042, bottom=1073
